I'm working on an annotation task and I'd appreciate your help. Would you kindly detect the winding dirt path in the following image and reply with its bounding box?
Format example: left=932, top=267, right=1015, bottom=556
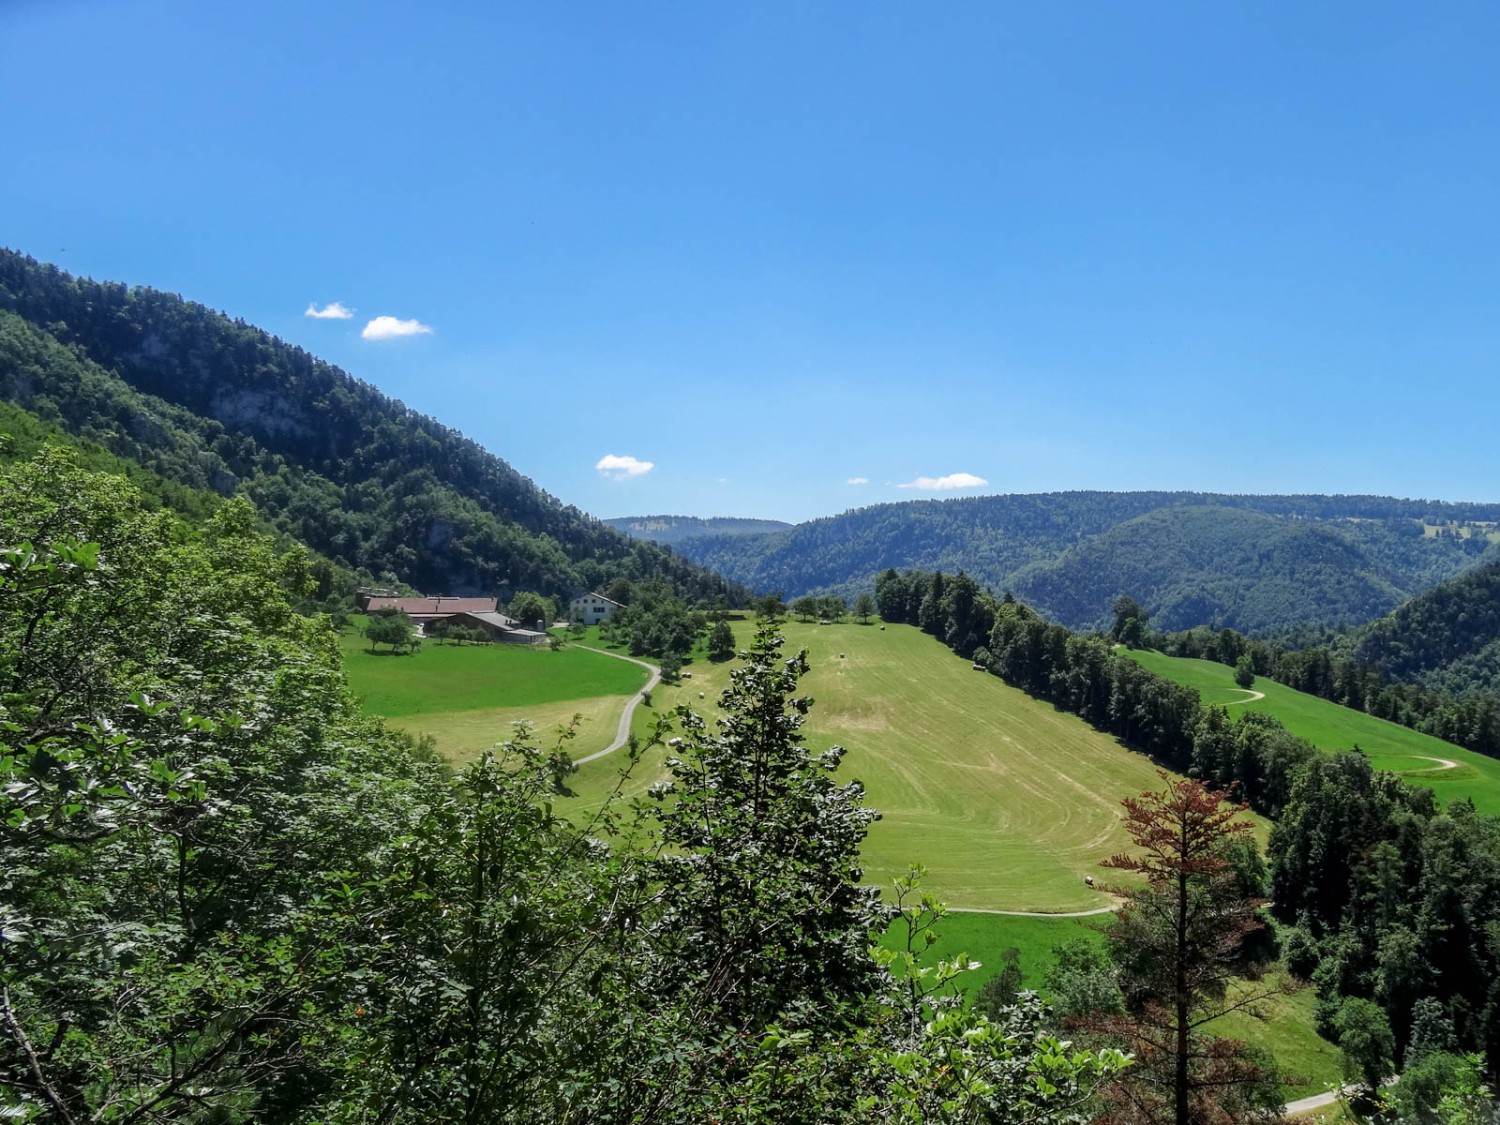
left=571, top=646, right=661, bottom=765
left=1224, top=687, right=1265, bottom=705
left=1408, top=755, right=1460, bottom=772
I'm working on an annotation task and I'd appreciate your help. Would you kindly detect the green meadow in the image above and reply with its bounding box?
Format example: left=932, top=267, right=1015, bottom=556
left=1123, top=648, right=1500, bottom=815
left=567, top=620, right=1171, bottom=912
left=338, top=620, right=649, bottom=760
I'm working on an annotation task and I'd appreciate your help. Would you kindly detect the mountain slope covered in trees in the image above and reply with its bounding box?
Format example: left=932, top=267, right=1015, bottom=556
left=1344, top=561, right=1500, bottom=699
left=0, top=250, right=744, bottom=605
left=638, top=492, right=1500, bottom=634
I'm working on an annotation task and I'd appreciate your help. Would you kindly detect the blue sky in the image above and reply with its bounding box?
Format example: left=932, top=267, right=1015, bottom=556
left=4, top=1, right=1500, bottom=522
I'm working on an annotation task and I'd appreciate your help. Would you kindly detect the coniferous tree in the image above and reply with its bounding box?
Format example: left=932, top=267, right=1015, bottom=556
left=1092, top=774, right=1289, bottom=1125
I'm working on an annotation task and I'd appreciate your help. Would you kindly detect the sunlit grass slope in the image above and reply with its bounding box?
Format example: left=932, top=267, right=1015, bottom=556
left=569, top=621, right=1170, bottom=911
left=338, top=621, right=648, bottom=761
left=1123, top=648, right=1500, bottom=815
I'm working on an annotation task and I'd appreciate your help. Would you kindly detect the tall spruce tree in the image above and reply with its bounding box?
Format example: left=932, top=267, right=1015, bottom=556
left=647, top=623, right=883, bottom=1030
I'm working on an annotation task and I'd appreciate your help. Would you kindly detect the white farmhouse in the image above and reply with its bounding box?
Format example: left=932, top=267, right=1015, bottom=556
left=569, top=591, right=623, bottom=626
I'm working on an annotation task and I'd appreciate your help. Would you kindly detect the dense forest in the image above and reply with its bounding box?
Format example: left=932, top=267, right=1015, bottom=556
left=0, top=250, right=745, bottom=607
left=637, top=493, right=1500, bottom=634
left=877, top=566, right=1500, bottom=1116
left=1342, top=562, right=1500, bottom=700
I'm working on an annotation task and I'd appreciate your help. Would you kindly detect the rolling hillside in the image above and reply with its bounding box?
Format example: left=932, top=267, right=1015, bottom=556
left=0, top=250, right=744, bottom=605
left=1122, top=647, right=1500, bottom=815
left=1009, top=505, right=1411, bottom=633
left=632, top=492, right=1500, bottom=634
left=563, top=620, right=1178, bottom=912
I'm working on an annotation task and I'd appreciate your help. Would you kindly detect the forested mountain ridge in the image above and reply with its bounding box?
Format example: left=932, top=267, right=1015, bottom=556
left=604, top=514, right=793, bottom=543
left=656, top=492, right=1500, bottom=634
left=1008, top=505, right=1464, bottom=634
left=0, top=249, right=745, bottom=604
left=1342, top=561, right=1500, bottom=699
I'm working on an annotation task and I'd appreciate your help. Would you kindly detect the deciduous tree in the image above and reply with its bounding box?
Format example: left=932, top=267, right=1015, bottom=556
left=707, top=617, right=735, bottom=661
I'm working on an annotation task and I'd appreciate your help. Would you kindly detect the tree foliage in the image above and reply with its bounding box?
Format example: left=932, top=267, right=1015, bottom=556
left=366, top=606, right=417, bottom=651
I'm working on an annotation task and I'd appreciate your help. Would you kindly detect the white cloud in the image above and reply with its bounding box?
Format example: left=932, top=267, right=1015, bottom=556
left=595, top=453, right=655, bottom=480
left=304, top=301, right=354, bottom=320
left=361, top=315, right=433, bottom=340
left=846, top=476, right=870, bottom=485
left=897, top=472, right=989, bottom=491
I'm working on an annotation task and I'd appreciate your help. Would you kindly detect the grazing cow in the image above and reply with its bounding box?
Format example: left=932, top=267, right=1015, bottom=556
left=1084, top=875, right=1095, bottom=887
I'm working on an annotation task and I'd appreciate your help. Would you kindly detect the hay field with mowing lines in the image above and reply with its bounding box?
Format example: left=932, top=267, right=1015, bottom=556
left=338, top=621, right=649, bottom=762
left=568, top=621, right=1171, bottom=911
left=1123, top=649, right=1500, bottom=815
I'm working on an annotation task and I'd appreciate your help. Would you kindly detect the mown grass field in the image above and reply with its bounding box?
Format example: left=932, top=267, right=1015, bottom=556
left=566, top=620, right=1178, bottom=912
left=1122, top=648, right=1500, bottom=815
left=338, top=620, right=649, bottom=761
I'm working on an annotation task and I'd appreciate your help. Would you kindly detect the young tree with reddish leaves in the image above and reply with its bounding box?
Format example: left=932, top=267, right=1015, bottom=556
left=1093, top=773, right=1290, bottom=1125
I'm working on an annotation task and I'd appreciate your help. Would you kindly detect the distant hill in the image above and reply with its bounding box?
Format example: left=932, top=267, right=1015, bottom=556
left=0, top=250, right=746, bottom=606
left=605, top=514, right=793, bottom=545
left=657, top=493, right=1500, bottom=634
left=1009, top=505, right=1424, bottom=634
left=1344, top=561, right=1500, bottom=698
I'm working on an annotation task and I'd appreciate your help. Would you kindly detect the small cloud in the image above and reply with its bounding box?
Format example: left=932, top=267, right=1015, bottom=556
left=846, top=476, right=869, bottom=486
left=717, top=477, right=729, bottom=484
left=897, top=472, right=989, bottom=491
left=596, top=453, right=655, bottom=480
left=362, top=315, right=433, bottom=340
left=305, top=301, right=354, bottom=320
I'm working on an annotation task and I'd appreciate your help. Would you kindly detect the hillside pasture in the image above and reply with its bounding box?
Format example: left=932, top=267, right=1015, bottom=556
left=1123, top=648, right=1500, bottom=815
left=569, top=621, right=1173, bottom=912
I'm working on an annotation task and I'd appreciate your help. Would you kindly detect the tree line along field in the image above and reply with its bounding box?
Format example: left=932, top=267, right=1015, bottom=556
left=1121, top=647, right=1500, bottom=815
